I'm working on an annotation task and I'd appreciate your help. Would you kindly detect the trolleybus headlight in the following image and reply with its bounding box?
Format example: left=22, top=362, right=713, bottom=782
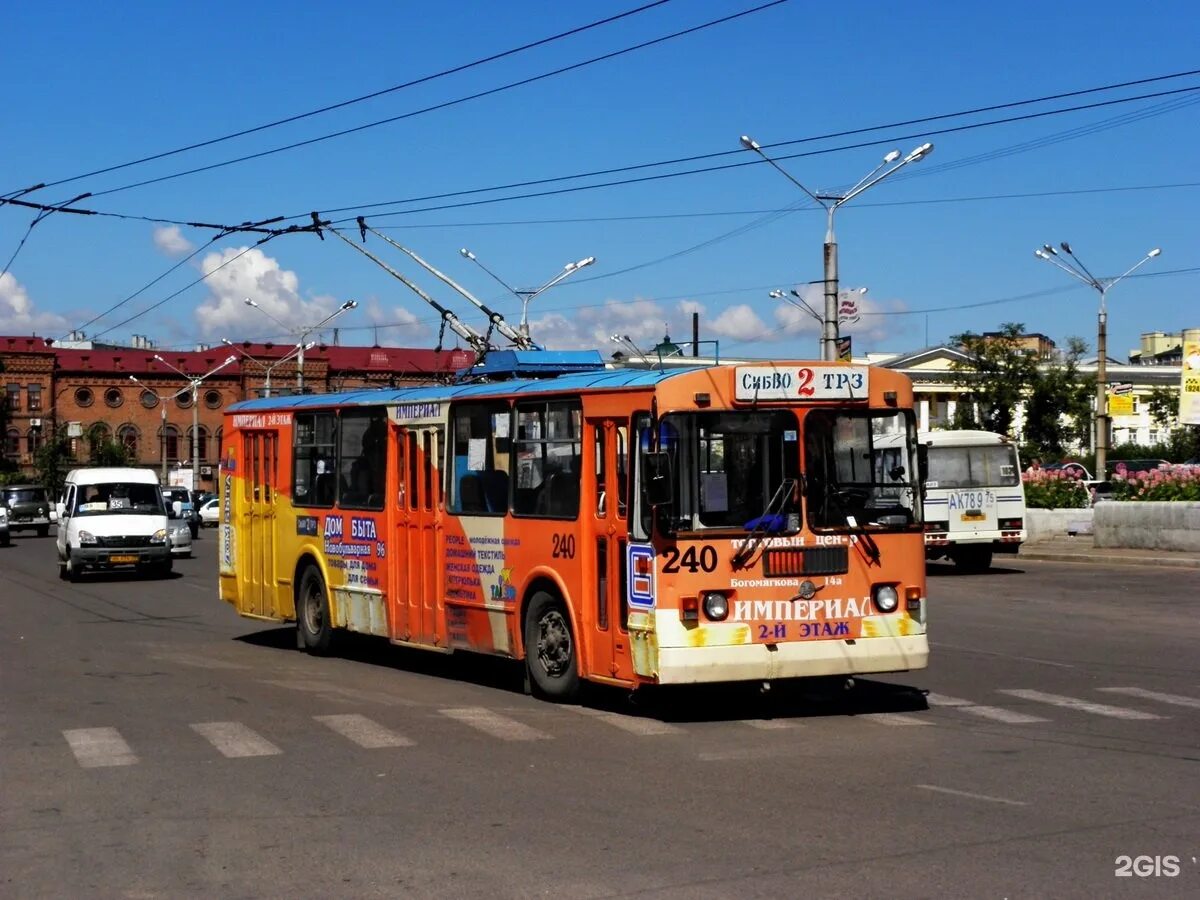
left=873, top=584, right=899, bottom=613
left=78, top=530, right=97, bottom=545
left=702, top=592, right=729, bottom=621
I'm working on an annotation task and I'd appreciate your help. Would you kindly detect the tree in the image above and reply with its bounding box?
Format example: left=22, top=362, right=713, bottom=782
left=1022, top=336, right=1093, bottom=458
left=1145, top=386, right=1178, bottom=431
left=86, top=423, right=131, bottom=466
left=34, top=424, right=75, bottom=499
left=950, top=323, right=1039, bottom=437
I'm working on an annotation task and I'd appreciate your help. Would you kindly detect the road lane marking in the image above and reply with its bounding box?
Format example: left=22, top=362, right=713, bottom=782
left=916, top=784, right=1027, bottom=806
left=926, top=692, right=1048, bottom=724
left=564, top=706, right=683, bottom=735
left=191, top=722, right=283, bottom=757
left=998, top=689, right=1163, bottom=720
left=1098, top=687, right=1200, bottom=709
left=314, top=714, right=414, bottom=748
left=439, top=707, right=550, bottom=741
left=858, top=713, right=931, bottom=726
left=63, top=728, right=138, bottom=768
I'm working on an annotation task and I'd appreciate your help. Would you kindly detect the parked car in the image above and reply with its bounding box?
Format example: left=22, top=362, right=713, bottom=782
left=161, top=487, right=200, bottom=538
left=0, top=504, right=10, bottom=546
left=1045, top=462, right=1094, bottom=481
left=1, top=484, right=52, bottom=536
left=199, top=497, right=220, bottom=527
left=167, top=505, right=193, bottom=557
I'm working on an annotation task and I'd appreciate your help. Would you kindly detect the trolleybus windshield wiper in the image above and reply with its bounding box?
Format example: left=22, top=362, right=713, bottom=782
left=732, top=477, right=796, bottom=569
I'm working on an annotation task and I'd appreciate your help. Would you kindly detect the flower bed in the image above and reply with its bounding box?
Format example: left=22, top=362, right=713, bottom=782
left=1022, top=468, right=1090, bottom=509
left=1109, top=463, right=1200, bottom=502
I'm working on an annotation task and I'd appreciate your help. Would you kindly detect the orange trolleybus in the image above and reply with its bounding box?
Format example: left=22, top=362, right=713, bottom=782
left=218, top=351, right=928, bottom=700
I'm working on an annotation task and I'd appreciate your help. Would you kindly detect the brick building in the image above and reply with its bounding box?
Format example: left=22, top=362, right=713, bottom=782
left=1, top=336, right=474, bottom=487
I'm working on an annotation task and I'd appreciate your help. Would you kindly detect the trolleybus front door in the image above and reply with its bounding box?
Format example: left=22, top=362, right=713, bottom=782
left=588, top=417, right=633, bottom=681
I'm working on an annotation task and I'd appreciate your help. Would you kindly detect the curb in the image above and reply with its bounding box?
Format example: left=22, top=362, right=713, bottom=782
left=1017, top=550, right=1200, bottom=569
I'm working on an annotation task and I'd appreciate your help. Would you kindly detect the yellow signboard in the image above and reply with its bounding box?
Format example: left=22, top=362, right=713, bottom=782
left=1108, top=392, right=1134, bottom=417
left=1182, top=340, right=1200, bottom=426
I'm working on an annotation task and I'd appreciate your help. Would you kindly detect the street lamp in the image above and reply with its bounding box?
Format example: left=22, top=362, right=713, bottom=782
left=151, top=354, right=238, bottom=485
left=242, top=297, right=357, bottom=392
left=263, top=342, right=316, bottom=398
left=128, top=375, right=191, bottom=481
left=1034, top=243, right=1161, bottom=478
left=769, top=284, right=867, bottom=358
left=460, top=248, right=595, bottom=341
left=741, top=135, right=932, bottom=361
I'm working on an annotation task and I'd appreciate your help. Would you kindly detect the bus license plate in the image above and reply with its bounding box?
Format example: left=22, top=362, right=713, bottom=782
left=961, top=511, right=985, bottom=521
left=949, top=490, right=995, bottom=512
left=109, top=554, right=138, bottom=563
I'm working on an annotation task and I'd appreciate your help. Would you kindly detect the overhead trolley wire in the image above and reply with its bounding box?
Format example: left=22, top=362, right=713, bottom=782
left=77, top=1, right=792, bottom=201
left=12, top=0, right=678, bottom=196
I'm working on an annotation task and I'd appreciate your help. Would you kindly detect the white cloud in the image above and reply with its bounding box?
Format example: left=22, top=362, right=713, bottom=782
left=706, top=304, right=769, bottom=341
left=193, top=247, right=348, bottom=340
left=0, top=272, right=68, bottom=334
left=152, top=225, right=195, bottom=257
left=362, top=298, right=427, bottom=342
left=527, top=299, right=676, bottom=352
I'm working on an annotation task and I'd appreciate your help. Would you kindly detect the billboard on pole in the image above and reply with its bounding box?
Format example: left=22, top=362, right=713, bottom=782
left=1181, top=341, right=1200, bottom=426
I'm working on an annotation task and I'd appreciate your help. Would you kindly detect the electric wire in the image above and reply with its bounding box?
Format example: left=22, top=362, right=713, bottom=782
left=80, top=1, right=792, bottom=201
left=12, top=1, right=678, bottom=195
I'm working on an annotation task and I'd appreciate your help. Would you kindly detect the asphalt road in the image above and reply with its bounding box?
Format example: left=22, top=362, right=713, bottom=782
left=2, top=531, right=1198, bottom=899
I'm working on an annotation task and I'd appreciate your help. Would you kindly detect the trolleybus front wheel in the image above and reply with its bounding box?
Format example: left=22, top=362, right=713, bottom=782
left=524, top=591, right=580, bottom=702
left=297, top=565, right=335, bottom=655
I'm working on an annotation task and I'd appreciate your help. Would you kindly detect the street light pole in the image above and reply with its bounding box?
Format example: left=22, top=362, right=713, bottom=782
left=1034, top=244, right=1161, bottom=478
left=242, top=297, right=357, bottom=393
left=128, top=375, right=190, bottom=481
left=152, top=354, right=237, bottom=486
left=460, top=249, right=595, bottom=343
left=740, top=136, right=932, bottom=360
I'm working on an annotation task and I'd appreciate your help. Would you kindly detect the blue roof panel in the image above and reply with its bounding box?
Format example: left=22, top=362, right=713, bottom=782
left=227, top=366, right=695, bottom=413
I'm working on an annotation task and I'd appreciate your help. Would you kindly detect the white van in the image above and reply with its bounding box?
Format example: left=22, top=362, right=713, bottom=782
left=56, top=468, right=173, bottom=581
left=918, top=430, right=1026, bottom=571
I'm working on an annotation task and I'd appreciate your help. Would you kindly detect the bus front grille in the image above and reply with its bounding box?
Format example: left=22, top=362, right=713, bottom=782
left=763, top=546, right=848, bottom=577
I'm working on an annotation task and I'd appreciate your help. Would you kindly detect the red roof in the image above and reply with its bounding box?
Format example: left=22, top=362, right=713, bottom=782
left=0, top=335, right=474, bottom=376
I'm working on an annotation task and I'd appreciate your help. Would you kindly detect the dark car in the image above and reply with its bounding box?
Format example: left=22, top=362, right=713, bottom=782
left=1112, top=458, right=1171, bottom=473
left=161, top=487, right=200, bottom=538
left=1, top=484, right=52, bottom=536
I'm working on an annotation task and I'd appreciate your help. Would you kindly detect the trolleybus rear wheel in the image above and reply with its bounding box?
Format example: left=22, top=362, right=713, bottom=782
left=297, top=565, right=335, bottom=655
left=524, top=591, right=580, bottom=702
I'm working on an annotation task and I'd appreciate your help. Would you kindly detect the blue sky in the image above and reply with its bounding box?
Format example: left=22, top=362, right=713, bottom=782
left=1, top=0, right=1197, bottom=360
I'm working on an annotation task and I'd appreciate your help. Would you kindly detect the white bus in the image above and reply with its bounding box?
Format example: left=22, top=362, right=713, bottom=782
left=915, top=430, right=1026, bottom=571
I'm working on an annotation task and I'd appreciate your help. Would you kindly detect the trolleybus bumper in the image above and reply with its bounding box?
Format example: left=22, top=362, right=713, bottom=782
left=654, top=634, right=929, bottom=685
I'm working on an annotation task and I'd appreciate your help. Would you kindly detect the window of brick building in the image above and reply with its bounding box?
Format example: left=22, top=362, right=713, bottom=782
left=105, top=387, right=124, bottom=408
left=4, top=428, right=19, bottom=457
left=27, top=384, right=42, bottom=412
left=75, top=387, right=94, bottom=407
left=118, top=424, right=139, bottom=457
left=141, top=390, right=158, bottom=409
left=204, top=389, right=222, bottom=409
left=6, top=384, right=20, bottom=412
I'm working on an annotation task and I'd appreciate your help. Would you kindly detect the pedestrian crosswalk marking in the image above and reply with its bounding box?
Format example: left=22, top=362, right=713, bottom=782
left=191, top=722, right=282, bottom=757
left=998, top=689, right=1163, bottom=721
left=439, top=707, right=550, bottom=741
left=858, top=713, right=931, bottom=726
left=63, top=728, right=138, bottom=768
left=564, top=706, right=683, bottom=735
left=926, top=693, right=1048, bottom=724
left=315, top=714, right=414, bottom=748
left=1098, top=687, right=1200, bottom=709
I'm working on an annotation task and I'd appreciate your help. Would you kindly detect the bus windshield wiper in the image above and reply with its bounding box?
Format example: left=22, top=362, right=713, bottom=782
left=732, top=478, right=796, bottom=569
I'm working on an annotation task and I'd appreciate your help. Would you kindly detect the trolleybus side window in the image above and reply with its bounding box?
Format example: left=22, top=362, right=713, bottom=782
left=293, top=412, right=337, bottom=508
left=337, top=408, right=387, bottom=511
left=449, top=402, right=510, bottom=515
left=513, top=399, right=581, bottom=519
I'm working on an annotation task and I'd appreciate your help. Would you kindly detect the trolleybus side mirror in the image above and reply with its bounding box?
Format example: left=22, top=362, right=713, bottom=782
left=918, top=445, right=929, bottom=483
left=172, top=500, right=183, bottom=519
left=643, top=451, right=674, bottom=507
